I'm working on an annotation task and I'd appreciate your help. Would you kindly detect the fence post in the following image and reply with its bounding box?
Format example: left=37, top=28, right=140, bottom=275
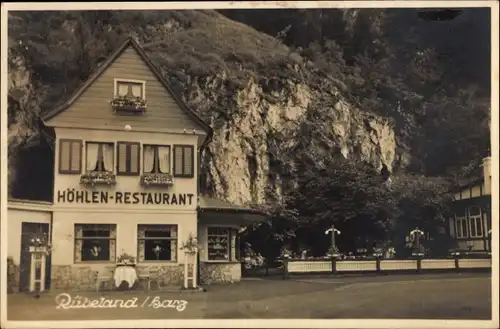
left=283, top=258, right=289, bottom=280
left=416, top=257, right=422, bottom=273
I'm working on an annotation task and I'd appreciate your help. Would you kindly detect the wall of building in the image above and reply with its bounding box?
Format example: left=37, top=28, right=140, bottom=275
left=53, top=127, right=199, bottom=211
left=7, top=206, right=52, bottom=264
left=7, top=203, right=52, bottom=293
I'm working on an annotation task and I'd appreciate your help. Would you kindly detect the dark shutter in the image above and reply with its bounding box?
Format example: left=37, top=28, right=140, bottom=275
left=129, top=143, right=140, bottom=174
left=173, top=146, right=183, bottom=176
left=59, top=140, right=71, bottom=172
left=59, top=139, right=82, bottom=174
left=117, top=142, right=127, bottom=174
left=70, top=141, right=82, bottom=173
left=183, top=146, right=193, bottom=176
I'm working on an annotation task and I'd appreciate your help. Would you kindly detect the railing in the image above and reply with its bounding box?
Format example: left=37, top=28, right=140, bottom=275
left=283, top=257, right=491, bottom=279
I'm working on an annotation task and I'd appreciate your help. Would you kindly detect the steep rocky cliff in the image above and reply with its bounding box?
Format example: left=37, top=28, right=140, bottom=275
left=6, top=10, right=434, bottom=205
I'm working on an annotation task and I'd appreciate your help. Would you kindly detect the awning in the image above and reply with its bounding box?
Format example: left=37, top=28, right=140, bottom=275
left=197, top=195, right=267, bottom=225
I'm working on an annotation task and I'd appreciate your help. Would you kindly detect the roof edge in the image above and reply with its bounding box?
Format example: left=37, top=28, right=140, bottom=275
left=41, top=36, right=213, bottom=142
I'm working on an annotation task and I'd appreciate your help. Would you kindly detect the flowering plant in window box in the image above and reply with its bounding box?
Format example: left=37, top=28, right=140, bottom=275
left=110, top=96, right=147, bottom=113
left=80, top=170, right=116, bottom=187
left=116, top=253, right=136, bottom=266
left=140, top=173, right=174, bottom=187
left=180, top=234, right=202, bottom=254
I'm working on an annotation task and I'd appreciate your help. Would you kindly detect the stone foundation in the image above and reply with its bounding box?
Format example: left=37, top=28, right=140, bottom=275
left=200, top=262, right=241, bottom=284
left=51, top=264, right=186, bottom=291
left=7, top=258, right=20, bottom=293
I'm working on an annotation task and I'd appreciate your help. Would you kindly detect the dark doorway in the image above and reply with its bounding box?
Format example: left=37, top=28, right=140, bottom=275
left=19, top=223, right=51, bottom=292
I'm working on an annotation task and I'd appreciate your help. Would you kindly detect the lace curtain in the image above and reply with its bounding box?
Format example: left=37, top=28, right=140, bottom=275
left=86, top=143, right=99, bottom=171
left=158, top=147, right=170, bottom=173
left=102, top=144, right=114, bottom=172
left=143, top=145, right=155, bottom=173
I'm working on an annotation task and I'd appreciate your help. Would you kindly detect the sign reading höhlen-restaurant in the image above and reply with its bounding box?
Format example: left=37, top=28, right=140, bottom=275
left=57, top=190, right=195, bottom=206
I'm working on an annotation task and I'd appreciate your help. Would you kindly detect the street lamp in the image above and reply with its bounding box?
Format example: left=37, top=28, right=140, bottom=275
left=410, top=227, right=425, bottom=257
left=325, top=225, right=341, bottom=257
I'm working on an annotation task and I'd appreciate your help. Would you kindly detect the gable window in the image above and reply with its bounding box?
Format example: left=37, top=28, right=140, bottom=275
left=173, top=145, right=194, bottom=178
left=86, top=142, right=114, bottom=172
left=74, top=224, right=116, bottom=262
left=117, top=142, right=140, bottom=175
left=468, top=206, right=483, bottom=238
left=59, top=139, right=82, bottom=174
left=137, top=225, right=177, bottom=262
left=143, top=145, right=170, bottom=174
left=207, top=227, right=240, bottom=262
left=115, top=79, right=145, bottom=99
left=455, top=208, right=468, bottom=239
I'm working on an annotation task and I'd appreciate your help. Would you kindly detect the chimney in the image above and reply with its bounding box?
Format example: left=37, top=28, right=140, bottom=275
left=483, top=156, right=491, bottom=195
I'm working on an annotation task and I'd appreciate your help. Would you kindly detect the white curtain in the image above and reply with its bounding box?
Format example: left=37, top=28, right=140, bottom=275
left=118, top=83, right=129, bottom=97
left=131, top=84, right=142, bottom=98
left=102, top=144, right=114, bottom=172
left=143, top=146, right=155, bottom=173
left=86, top=143, right=99, bottom=171
left=158, top=147, right=170, bottom=174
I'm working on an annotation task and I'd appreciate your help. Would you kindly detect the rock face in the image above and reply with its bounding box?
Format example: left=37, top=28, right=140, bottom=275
left=183, top=77, right=397, bottom=206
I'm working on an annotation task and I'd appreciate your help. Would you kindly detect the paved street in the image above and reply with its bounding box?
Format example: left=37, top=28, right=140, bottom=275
left=7, top=272, right=491, bottom=320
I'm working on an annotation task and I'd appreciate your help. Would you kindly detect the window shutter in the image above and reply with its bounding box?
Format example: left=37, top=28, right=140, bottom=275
left=183, top=147, right=193, bottom=176
left=174, top=146, right=183, bottom=176
left=59, top=140, right=71, bottom=172
left=117, top=143, right=127, bottom=173
left=70, top=141, right=82, bottom=172
left=129, top=143, right=140, bottom=174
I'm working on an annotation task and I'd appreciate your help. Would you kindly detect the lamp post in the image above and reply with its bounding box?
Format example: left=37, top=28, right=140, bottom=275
left=409, top=227, right=425, bottom=257
left=325, top=225, right=341, bottom=255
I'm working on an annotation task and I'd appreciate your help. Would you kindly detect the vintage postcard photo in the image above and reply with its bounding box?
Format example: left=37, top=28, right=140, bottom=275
left=1, top=1, right=498, bottom=328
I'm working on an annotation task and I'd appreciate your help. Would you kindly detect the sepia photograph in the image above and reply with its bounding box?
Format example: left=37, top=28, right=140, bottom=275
left=1, top=1, right=498, bottom=328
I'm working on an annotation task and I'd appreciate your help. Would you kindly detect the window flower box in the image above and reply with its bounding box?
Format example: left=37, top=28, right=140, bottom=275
left=110, top=96, right=147, bottom=113
left=80, top=171, right=116, bottom=187
left=140, top=173, right=174, bottom=187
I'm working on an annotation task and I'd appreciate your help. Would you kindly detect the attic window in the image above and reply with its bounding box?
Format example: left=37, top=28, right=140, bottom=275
left=111, top=79, right=147, bottom=114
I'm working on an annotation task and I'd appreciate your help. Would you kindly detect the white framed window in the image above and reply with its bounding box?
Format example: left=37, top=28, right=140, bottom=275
left=74, top=224, right=116, bottom=262
left=455, top=208, right=468, bottom=239
left=468, top=206, right=483, bottom=238
left=114, top=79, right=146, bottom=99
left=143, top=145, right=171, bottom=174
left=206, top=227, right=240, bottom=261
left=137, top=225, right=178, bottom=262
left=86, top=142, right=114, bottom=172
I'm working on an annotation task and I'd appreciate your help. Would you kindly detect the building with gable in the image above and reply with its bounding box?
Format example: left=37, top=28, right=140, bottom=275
left=7, top=37, right=265, bottom=292
left=448, top=156, right=492, bottom=253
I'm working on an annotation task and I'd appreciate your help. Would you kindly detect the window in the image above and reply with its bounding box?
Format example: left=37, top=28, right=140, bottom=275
left=74, top=224, right=116, bottom=262
left=137, top=225, right=177, bottom=262
left=86, top=142, right=114, bottom=172
left=59, top=139, right=82, bottom=174
left=117, top=142, right=140, bottom=175
left=207, top=227, right=240, bottom=261
left=468, top=206, right=483, bottom=238
left=143, top=145, right=170, bottom=174
left=173, top=145, right=194, bottom=178
left=115, top=79, right=145, bottom=99
left=455, top=208, right=468, bottom=238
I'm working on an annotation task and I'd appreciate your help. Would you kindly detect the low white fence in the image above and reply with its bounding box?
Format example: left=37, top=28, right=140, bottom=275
left=284, top=257, right=491, bottom=279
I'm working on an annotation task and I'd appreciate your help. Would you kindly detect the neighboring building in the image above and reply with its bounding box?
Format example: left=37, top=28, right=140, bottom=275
left=7, top=37, right=265, bottom=292
left=449, top=156, right=492, bottom=253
